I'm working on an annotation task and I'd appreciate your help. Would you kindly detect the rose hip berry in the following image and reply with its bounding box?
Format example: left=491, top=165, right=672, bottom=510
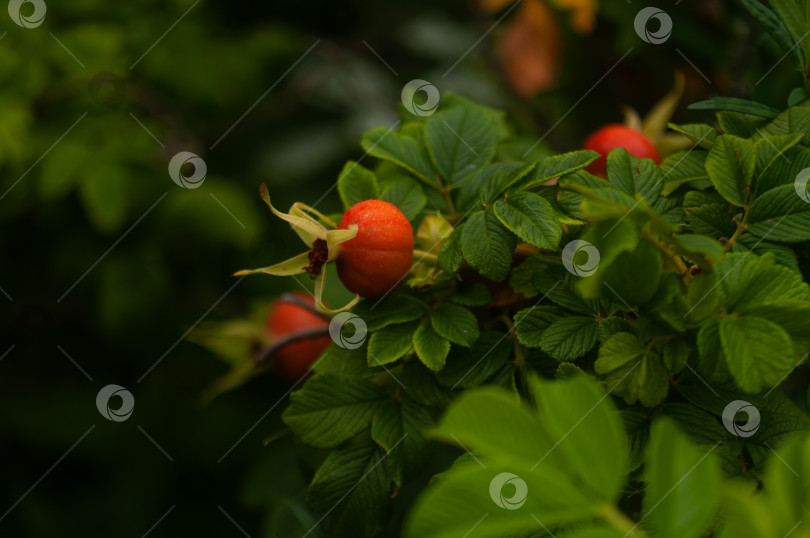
left=336, top=200, right=414, bottom=298
left=266, top=292, right=332, bottom=382
left=583, top=124, right=661, bottom=178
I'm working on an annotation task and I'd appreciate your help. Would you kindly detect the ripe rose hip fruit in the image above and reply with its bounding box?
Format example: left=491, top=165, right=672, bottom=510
left=336, top=200, right=414, bottom=298
left=266, top=292, right=332, bottom=382
left=583, top=124, right=661, bottom=178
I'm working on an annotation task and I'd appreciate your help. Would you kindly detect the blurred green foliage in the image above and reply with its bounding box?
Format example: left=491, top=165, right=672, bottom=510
left=1, top=0, right=805, bottom=536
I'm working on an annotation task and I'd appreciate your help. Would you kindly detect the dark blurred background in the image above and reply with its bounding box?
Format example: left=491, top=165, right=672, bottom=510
left=0, top=0, right=800, bottom=536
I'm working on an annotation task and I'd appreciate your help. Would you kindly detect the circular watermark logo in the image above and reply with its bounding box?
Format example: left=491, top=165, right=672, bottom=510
left=401, top=79, right=440, bottom=117
left=794, top=168, right=810, bottom=203
left=722, top=400, right=760, bottom=438
left=89, top=72, right=129, bottom=109
left=96, top=384, right=135, bottom=422
left=168, top=151, right=207, bottom=189
left=8, top=0, right=46, bottom=28
left=634, top=7, right=672, bottom=44
left=489, top=472, right=528, bottom=510
left=329, top=312, right=367, bottom=349
left=561, top=240, right=601, bottom=277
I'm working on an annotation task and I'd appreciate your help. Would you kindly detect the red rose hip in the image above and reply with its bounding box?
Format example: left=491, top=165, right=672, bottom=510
left=583, top=124, right=660, bottom=178
left=266, top=292, right=332, bottom=382
left=336, top=200, right=414, bottom=298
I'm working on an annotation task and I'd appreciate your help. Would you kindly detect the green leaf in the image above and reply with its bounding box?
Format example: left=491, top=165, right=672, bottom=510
left=514, top=305, right=564, bottom=348
left=716, top=252, right=810, bottom=312
left=598, top=316, right=635, bottom=343
left=454, top=162, right=522, bottom=212
left=758, top=106, right=810, bottom=144
left=717, top=111, right=770, bottom=138
left=479, top=163, right=536, bottom=205
left=696, top=319, right=733, bottom=384
left=582, top=239, right=663, bottom=306
left=430, top=303, right=479, bottom=348
left=312, top=343, right=369, bottom=377
left=767, top=0, right=810, bottom=72
left=754, top=134, right=803, bottom=178
left=39, top=139, right=88, bottom=200
left=438, top=225, right=464, bottom=274
left=460, top=211, right=516, bottom=281
left=308, top=438, right=392, bottom=537
left=493, top=191, right=562, bottom=249
left=438, top=331, right=512, bottom=388
left=361, top=127, right=437, bottom=185
left=529, top=375, right=629, bottom=500
left=661, top=150, right=709, bottom=196
left=705, top=134, right=756, bottom=207
left=413, top=322, right=451, bottom=371
left=718, top=315, right=797, bottom=393
left=557, top=170, right=622, bottom=219
left=675, top=234, right=725, bottom=263
left=740, top=0, right=806, bottom=75
left=676, top=381, right=810, bottom=447
left=403, top=462, right=597, bottom=538
left=688, top=97, right=780, bottom=119
left=371, top=399, right=434, bottom=486
left=787, top=86, right=808, bottom=106
left=79, top=163, right=129, bottom=233
left=734, top=233, right=800, bottom=270
left=424, top=105, right=499, bottom=184
left=509, top=254, right=545, bottom=297
left=432, top=386, right=556, bottom=466
left=663, top=337, right=690, bottom=374
left=351, top=295, right=427, bottom=332
left=747, top=184, right=810, bottom=242
left=595, top=333, right=669, bottom=407
left=560, top=527, right=627, bottom=538
left=367, top=321, right=419, bottom=366
left=448, top=283, right=492, bottom=306
left=683, top=191, right=738, bottom=238
left=668, top=123, right=717, bottom=149
left=686, top=271, right=725, bottom=323
left=758, top=431, right=810, bottom=531
left=409, top=377, right=630, bottom=538
left=399, top=361, right=455, bottom=408
left=540, top=316, right=599, bottom=362
left=662, top=402, right=742, bottom=476
left=606, top=148, right=662, bottom=203
left=515, top=150, right=600, bottom=190
left=337, top=161, right=379, bottom=210
left=717, top=482, right=778, bottom=538
left=533, top=267, right=597, bottom=314
left=642, top=419, right=722, bottom=538
left=282, top=375, right=388, bottom=448
left=379, top=176, right=427, bottom=221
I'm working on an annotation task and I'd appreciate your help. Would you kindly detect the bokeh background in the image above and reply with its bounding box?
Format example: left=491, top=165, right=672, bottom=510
left=1, top=0, right=801, bottom=536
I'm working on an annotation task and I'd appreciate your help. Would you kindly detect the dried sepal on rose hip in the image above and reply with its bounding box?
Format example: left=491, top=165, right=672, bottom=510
left=235, top=184, right=414, bottom=312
